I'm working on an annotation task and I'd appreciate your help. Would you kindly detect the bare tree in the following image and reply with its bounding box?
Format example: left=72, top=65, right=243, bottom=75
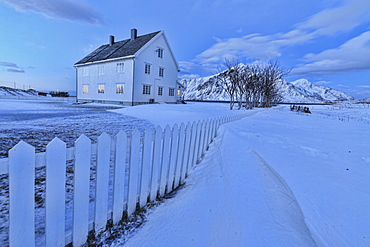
left=215, top=59, right=242, bottom=110
left=212, top=59, right=289, bottom=110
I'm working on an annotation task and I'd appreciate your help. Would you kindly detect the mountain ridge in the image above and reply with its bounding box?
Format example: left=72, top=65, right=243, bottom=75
left=181, top=76, right=355, bottom=103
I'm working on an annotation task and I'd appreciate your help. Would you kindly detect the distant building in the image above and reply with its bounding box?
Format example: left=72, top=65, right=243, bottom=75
left=74, top=29, right=180, bottom=105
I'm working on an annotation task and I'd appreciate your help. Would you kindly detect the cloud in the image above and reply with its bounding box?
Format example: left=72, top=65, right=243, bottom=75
left=315, top=80, right=332, bottom=85
left=191, top=0, right=370, bottom=74
left=0, top=0, right=103, bottom=25
left=337, top=84, right=350, bottom=88
left=296, top=0, right=370, bottom=36
left=195, top=34, right=282, bottom=65
left=0, top=61, right=27, bottom=73
left=358, top=85, right=370, bottom=88
left=292, top=31, right=370, bottom=76
left=7, top=68, right=25, bottom=73
left=0, top=62, right=20, bottom=68
left=179, top=61, right=217, bottom=77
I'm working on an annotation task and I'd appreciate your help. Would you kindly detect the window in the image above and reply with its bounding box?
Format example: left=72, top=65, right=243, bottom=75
left=116, top=83, right=124, bottom=94
left=145, top=63, right=151, bottom=74
left=169, top=88, right=175, bottom=96
left=159, top=67, right=164, bottom=77
left=158, top=86, right=163, bottom=96
left=98, top=65, right=105, bottom=75
left=98, top=84, right=105, bottom=93
left=177, top=89, right=181, bottom=96
left=143, top=85, right=151, bottom=95
left=83, top=67, right=89, bottom=76
left=157, top=48, right=163, bottom=58
left=83, top=84, right=89, bottom=93
left=116, top=62, right=124, bottom=73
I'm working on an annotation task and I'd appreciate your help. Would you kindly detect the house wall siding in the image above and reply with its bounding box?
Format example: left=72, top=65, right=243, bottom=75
left=76, top=59, right=134, bottom=104
left=133, top=34, right=178, bottom=104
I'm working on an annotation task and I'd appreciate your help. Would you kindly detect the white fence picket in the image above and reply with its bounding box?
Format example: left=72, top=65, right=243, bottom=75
left=159, top=125, right=171, bottom=196
left=175, top=123, right=186, bottom=188
left=167, top=124, right=179, bottom=192
left=127, top=129, right=141, bottom=216
left=187, top=122, right=197, bottom=174
left=181, top=122, right=192, bottom=182
left=150, top=126, right=163, bottom=201
left=204, top=120, right=211, bottom=151
left=9, top=141, right=35, bottom=247
left=193, top=121, right=202, bottom=165
left=94, top=132, right=111, bottom=233
left=73, top=134, right=91, bottom=246
left=198, top=121, right=206, bottom=160
left=140, top=127, right=153, bottom=207
left=112, top=130, right=127, bottom=224
left=1, top=111, right=247, bottom=247
left=46, top=138, right=66, bottom=247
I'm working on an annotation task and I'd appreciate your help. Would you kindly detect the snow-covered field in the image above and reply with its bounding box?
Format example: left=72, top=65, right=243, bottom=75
left=0, top=99, right=369, bottom=246
left=111, top=103, right=370, bottom=246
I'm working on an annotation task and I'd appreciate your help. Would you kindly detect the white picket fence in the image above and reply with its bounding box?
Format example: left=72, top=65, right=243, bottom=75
left=0, top=113, right=247, bottom=246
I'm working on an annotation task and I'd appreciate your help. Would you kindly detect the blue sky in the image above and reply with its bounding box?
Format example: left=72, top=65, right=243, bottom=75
left=0, top=0, right=369, bottom=98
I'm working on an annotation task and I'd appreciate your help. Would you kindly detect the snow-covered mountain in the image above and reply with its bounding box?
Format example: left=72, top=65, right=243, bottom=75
left=359, top=97, right=370, bottom=103
left=181, top=77, right=354, bottom=103
left=0, top=86, right=39, bottom=96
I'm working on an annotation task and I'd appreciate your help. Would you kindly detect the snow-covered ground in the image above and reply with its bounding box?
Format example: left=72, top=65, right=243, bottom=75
left=110, top=103, right=370, bottom=247
left=0, top=99, right=369, bottom=246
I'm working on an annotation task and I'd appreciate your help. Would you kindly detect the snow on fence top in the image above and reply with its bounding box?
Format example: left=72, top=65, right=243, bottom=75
left=0, top=113, right=248, bottom=247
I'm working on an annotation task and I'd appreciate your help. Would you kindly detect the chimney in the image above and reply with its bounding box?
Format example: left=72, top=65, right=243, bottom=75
left=131, top=28, right=137, bottom=40
left=109, top=35, right=115, bottom=45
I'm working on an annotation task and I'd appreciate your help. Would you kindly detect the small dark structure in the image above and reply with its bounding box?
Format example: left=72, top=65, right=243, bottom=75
left=290, top=105, right=311, bottom=114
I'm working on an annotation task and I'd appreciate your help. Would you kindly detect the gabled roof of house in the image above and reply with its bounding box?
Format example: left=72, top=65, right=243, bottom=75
left=75, top=31, right=161, bottom=65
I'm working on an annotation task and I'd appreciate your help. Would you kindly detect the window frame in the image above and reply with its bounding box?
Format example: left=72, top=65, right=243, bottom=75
left=169, top=88, right=175, bottom=96
left=159, top=67, right=164, bottom=77
left=158, top=86, right=163, bottom=96
left=142, top=84, right=151, bottom=95
left=116, top=83, right=124, bottom=94
left=98, top=65, right=105, bottom=75
left=157, top=47, right=163, bottom=58
left=144, top=63, right=151, bottom=74
left=83, top=84, right=89, bottom=93
left=116, top=62, right=124, bottom=73
left=83, top=67, right=89, bottom=76
left=98, top=84, right=105, bottom=94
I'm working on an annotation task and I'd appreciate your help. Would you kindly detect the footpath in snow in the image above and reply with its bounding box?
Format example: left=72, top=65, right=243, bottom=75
left=112, top=103, right=370, bottom=247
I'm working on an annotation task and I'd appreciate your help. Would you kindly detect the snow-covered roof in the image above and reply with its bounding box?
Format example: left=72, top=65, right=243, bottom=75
left=75, top=30, right=160, bottom=66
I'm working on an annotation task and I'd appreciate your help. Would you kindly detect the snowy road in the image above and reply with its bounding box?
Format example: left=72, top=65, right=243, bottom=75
left=111, top=104, right=370, bottom=247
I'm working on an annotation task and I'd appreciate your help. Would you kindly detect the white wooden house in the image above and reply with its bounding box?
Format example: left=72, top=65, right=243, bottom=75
left=74, top=29, right=180, bottom=105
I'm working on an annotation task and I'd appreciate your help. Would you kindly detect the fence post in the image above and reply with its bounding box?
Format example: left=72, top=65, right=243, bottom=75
left=140, top=127, right=153, bottom=207
left=150, top=126, right=163, bottom=201
left=73, top=134, right=91, bottom=246
left=94, top=132, right=111, bottom=233
left=112, top=130, right=127, bottom=224
left=127, top=129, right=141, bottom=217
left=175, top=123, right=186, bottom=188
left=167, top=124, right=179, bottom=192
left=181, top=122, right=192, bottom=182
left=159, top=125, right=171, bottom=196
left=9, top=141, right=35, bottom=247
left=46, top=138, right=66, bottom=247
